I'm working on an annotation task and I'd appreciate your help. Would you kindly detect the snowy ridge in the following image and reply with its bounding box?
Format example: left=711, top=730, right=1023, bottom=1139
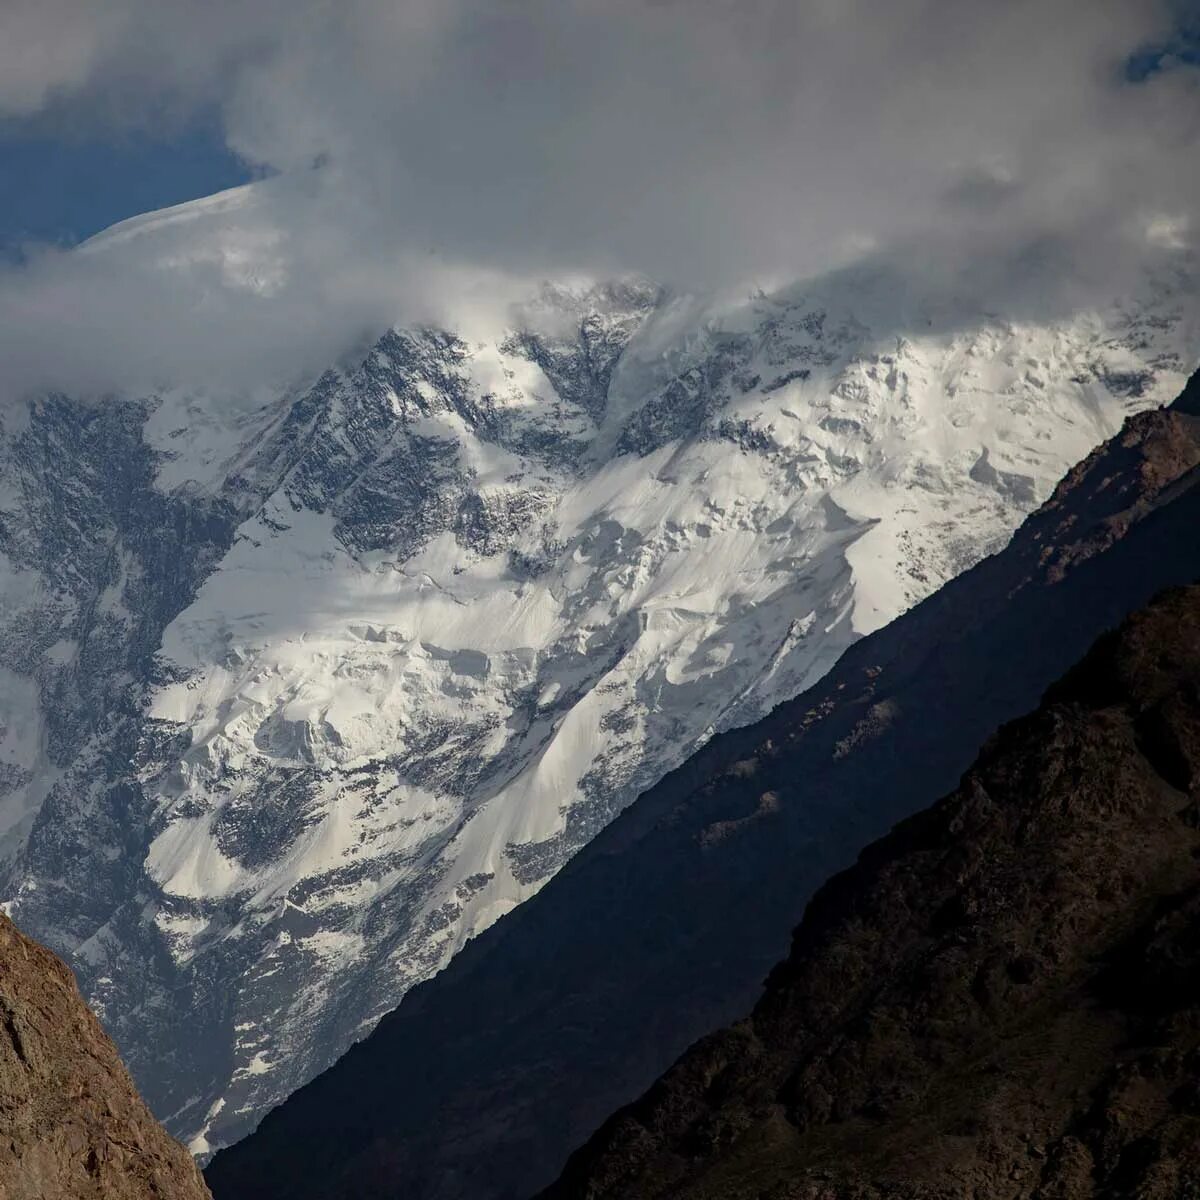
left=0, top=202, right=1196, bottom=1154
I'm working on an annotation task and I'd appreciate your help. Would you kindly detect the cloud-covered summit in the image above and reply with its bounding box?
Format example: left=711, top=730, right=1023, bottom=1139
left=0, top=0, right=1197, bottom=398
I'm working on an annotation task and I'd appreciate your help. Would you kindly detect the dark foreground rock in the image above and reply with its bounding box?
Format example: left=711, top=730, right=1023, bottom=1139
left=0, top=913, right=211, bottom=1200
left=545, top=583, right=1200, bottom=1199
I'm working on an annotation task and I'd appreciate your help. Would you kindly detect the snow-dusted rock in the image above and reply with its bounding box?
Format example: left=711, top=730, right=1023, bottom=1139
left=0, top=195, right=1197, bottom=1153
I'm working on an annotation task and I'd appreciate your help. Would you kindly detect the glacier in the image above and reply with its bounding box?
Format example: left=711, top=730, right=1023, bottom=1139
left=0, top=185, right=1197, bottom=1153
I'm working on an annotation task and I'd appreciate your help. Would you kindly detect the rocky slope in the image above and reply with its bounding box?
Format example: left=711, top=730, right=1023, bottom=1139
left=205, top=378, right=1200, bottom=1198
left=543, top=583, right=1200, bottom=1199
left=5, top=185, right=1195, bottom=1155
left=0, top=912, right=211, bottom=1200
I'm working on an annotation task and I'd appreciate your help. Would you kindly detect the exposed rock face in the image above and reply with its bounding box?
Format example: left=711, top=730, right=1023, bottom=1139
left=0, top=913, right=211, bottom=1200
left=205, top=385, right=1200, bottom=1200
left=6, top=213, right=1195, bottom=1156
left=544, top=584, right=1200, bottom=1199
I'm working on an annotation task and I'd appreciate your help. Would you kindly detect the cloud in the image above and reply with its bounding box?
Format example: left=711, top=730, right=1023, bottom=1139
left=0, top=0, right=1197, bottom=398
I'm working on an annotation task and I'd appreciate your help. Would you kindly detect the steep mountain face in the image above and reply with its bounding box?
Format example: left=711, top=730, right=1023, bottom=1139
left=543, top=583, right=1200, bottom=1200
left=0, top=912, right=211, bottom=1200
left=207, top=379, right=1200, bottom=1200
left=2, top=186, right=1198, bottom=1152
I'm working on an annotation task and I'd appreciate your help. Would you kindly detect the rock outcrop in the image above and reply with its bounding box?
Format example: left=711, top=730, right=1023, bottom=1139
left=0, top=913, right=210, bottom=1200
left=544, top=583, right=1200, bottom=1199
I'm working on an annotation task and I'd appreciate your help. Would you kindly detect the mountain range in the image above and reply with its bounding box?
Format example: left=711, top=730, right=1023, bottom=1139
left=5, top=187, right=1195, bottom=1155
left=205, top=366, right=1200, bottom=1195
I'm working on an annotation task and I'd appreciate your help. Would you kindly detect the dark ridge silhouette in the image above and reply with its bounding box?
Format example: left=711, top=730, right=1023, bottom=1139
left=545, top=584, right=1200, bottom=1199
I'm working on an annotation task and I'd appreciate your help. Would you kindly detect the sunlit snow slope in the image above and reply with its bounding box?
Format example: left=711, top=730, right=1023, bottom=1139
left=0, top=188, right=1197, bottom=1154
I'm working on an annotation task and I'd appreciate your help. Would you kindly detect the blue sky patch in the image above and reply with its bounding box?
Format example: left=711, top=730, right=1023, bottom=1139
left=0, top=121, right=252, bottom=257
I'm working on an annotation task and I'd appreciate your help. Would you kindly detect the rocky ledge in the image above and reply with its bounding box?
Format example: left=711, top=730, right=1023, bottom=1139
left=0, top=913, right=210, bottom=1200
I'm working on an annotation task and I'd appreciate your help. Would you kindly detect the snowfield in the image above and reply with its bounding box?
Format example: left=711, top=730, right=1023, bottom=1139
left=0, top=184, right=1197, bottom=1153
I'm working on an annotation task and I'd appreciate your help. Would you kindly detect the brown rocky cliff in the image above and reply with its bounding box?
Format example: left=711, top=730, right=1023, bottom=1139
left=0, top=913, right=211, bottom=1200
left=545, top=584, right=1200, bottom=1199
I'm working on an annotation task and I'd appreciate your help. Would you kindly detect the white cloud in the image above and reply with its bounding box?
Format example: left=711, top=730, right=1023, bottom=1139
left=0, top=0, right=1196, bottom=397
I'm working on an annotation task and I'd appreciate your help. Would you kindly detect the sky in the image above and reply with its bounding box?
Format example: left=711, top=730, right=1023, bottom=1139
left=0, top=0, right=1197, bottom=399
left=0, top=121, right=250, bottom=254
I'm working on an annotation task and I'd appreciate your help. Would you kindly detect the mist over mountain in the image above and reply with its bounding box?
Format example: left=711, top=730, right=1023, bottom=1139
left=0, top=2, right=1197, bottom=1192
left=0, top=1, right=1198, bottom=400
left=5, top=204, right=1193, bottom=1154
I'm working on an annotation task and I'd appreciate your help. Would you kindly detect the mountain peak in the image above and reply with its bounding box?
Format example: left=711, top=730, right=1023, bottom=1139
left=1, top=261, right=1196, bottom=1156
left=205, top=359, right=1200, bottom=1200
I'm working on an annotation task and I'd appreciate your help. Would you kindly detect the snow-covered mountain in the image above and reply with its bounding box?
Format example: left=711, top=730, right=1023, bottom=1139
left=0, top=188, right=1196, bottom=1154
